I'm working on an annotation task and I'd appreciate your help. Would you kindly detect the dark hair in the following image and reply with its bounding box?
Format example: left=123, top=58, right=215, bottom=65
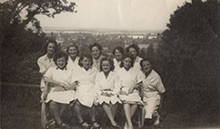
left=66, top=44, right=79, bottom=56
left=140, top=58, right=153, bottom=69
left=126, top=44, right=140, bottom=53
left=53, top=51, right=68, bottom=66
left=78, top=53, right=93, bottom=67
left=112, top=46, right=124, bottom=55
left=43, top=39, right=58, bottom=55
left=100, top=57, right=115, bottom=72
left=119, top=54, right=134, bottom=68
left=89, top=43, right=103, bottom=52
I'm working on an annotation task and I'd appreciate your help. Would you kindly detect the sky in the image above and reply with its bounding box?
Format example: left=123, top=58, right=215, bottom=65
left=35, top=0, right=192, bottom=31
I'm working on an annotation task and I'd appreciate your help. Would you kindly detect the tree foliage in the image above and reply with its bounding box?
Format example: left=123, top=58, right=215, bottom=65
left=157, top=0, right=220, bottom=92
left=0, top=0, right=76, bottom=83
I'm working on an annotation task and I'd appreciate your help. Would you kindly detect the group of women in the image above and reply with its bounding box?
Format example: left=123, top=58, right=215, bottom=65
left=37, top=39, right=166, bottom=129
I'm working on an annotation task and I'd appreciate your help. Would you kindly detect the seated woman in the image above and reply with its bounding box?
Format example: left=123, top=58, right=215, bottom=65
left=71, top=53, right=101, bottom=129
left=66, top=43, right=80, bottom=70
left=95, top=57, right=122, bottom=129
left=112, top=46, right=124, bottom=72
left=89, top=43, right=105, bottom=70
left=139, top=58, right=165, bottom=126
left=117, top=54, right=143, bottom=129
left=43, top=51, right=76, bottom=129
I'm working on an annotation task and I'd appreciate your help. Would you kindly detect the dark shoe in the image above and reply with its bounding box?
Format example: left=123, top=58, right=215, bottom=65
left=144, top=118, right=154, bottom=126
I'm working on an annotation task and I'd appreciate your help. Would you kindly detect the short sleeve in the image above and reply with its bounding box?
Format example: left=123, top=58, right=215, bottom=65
left=44, top=67, right=54, bottom=79
left=155, top=77, right=165, bottom=93
left=37, top=57, right=47, bottom=74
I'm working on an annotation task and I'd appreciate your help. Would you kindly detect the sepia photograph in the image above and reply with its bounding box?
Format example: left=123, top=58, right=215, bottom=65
left=1, top=0, right=220, bottom=129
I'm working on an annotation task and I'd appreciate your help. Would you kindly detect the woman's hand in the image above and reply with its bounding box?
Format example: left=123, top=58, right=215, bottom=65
left=101, top=92, right=113, bottom=97
left=128, top=86, right=134, bottom=94
left=119, top=90, right=128, bottom=96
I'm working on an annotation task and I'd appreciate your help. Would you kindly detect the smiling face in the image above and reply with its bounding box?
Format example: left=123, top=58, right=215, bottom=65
left=141, top=60, right=152, bottom=73
left=81, top=57, right=92, bottom=70
left=56, top=56, right=67, bottom=69
left=129, top=47, right=137, bottom=59
left=115, top=49, right=123, bottom=61
left=47, top=43, right=56, bottom=56
left=102, top=61, right=111, bottom=74
left=68, top=46, right=78, bottom=58
left=92, top=46, right=101, bottom=60
left=123, top=57, right=132, bottom=70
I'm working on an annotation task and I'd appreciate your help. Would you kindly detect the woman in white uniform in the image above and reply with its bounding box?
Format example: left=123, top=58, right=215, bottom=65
left=66, top=43, right=79, bottom=71
left=125, top=44, right=142, bottom=71
left=139, top=58, right=165, bottom=126
left=89, top=43, right=105, bottom=70
left=37, top=39, right=58, bottom=99
left=43, top=51, right=76, bottom=129
left=117, top=54, right=143, bottom=129
left=112, top=46, right=124, bottom=72
left=71, top=53, right=101, bottom=129
left=95, top=57, right=121, bottom=128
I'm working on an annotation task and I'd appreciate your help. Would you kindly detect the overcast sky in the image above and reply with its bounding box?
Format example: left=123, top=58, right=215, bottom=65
left=36, top=0, right=192, bottom=31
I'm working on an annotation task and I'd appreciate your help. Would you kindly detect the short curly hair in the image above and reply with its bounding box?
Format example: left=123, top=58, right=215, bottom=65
left=43, top=39, right=58, bottom=55
left=119, top=54, right=134, bottom=68
left=112, top=46, right=124, bottom=55
left=66, top=43, right=79, bottom=56
left=125, top=44, right=140, bottom=54
left=89, top=43, right=103, bottom=52
left=78, top=53, right=93, bottom=67
left=100, top=57, right=115, bottom=72
left=53, top=51, right=68, bottom=66
left=140, top=58, right=153, bottom=69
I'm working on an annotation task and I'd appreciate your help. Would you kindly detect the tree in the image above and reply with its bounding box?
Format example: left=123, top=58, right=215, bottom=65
left=157, top=0, right=220, bottom=99
left=0, top=0, right=76, bottom=83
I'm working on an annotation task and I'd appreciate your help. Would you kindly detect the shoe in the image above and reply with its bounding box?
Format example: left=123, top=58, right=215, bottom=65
left=154, top=115, right=160, bottom=125
left=91, top=121, right=102, bottom=129
left=79, top=121, right=90, bottom=129
left=57, top=122, right=71, bottom=129
left=111, top=124, right=121, bottom=129
left=123, top=123, right=128, bottom=129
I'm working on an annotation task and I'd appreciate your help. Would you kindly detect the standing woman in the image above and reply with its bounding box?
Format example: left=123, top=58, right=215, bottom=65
left=126, top=44, right=142, bottom=70
left=139, top=58, right=165, bottom=126
left=66, top=43, right=79, bottom=70
left=89, top=43, right=105, bottom=70
left=95, top=57, right=122, bottom=128
left=112, top=46, right=124, bottom=72
left=71, top=53, right=101, bottom=129
left=37, top=39, right=58, bottom=98
left=117, top=54, right=143, bottom=129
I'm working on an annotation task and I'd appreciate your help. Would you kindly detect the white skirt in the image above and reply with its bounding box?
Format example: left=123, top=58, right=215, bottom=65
left=97, top=93, right=122, bottom=105
left=75, top=90, right=98, bottom=108
left=119, top=90, right=143, bottom=105
left=46, top=90, right=76, bottom=104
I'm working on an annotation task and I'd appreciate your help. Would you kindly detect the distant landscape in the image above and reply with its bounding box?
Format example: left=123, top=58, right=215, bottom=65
left=43, top=27, right=162, bottom=57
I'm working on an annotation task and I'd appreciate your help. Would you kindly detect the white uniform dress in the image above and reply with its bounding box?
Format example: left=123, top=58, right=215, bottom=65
left=139, top=70, right=165, bottom=119
left=92, top=55, right=105, bottom=70
left=66, top=56, right=79, bottom=71
left=37, top=54, right=56, bottom=99
left=133, top=56, right=142, bottom=71
left=71, top=66, right=99, bottom=107
left=113, top=58, right=121, bottom=72
left=95, top=71, right=122, bottom=105
left=117, top=67, right=143, bottom=104
left=44, top=67, right=76, bottom=104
